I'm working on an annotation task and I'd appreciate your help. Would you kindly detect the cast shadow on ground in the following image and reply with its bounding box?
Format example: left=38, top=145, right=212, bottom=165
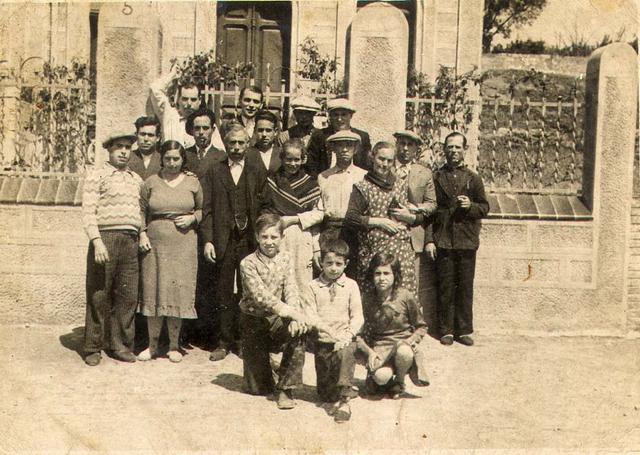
left=59, top=326, right=85, bottom=359
left=211, top=373, right=318, bottom=404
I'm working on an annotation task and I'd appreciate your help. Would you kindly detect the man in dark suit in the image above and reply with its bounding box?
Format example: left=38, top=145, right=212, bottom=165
left=200, top=123, right=268, bottom=361
left=391, top=130, right=438, bottom=327
left=427, top=132, right=489, bottom=347
left=128, top=116, right=161, bottom=181
left=184, top=108, right=226, bottom=179
left=278, top=95, right=321, bottom=148
left=306, top=98, right=371, bottom=176
left=245, top=110, right=282, bottom=174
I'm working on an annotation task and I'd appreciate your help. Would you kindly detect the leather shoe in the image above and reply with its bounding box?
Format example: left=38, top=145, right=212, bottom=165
left=84, top=352, right=101, bottom=366
left=440, top=334, right=454, bottom=346
left=209, top=347, right=228, bottom=362
left=333, top=401, right=351, bottom=423
left=113, top=350, right=136, bottom=363
left=276, top=389, right=296, bottom=410
left=455, top=335, right=474, bottom=346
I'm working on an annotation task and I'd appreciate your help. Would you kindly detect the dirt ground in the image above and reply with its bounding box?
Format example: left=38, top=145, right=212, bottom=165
left=0, top=324, right=639, bottom=454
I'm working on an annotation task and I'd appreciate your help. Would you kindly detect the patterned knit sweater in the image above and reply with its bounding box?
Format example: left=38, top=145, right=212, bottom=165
left=82, top=162, right=144, bottom=240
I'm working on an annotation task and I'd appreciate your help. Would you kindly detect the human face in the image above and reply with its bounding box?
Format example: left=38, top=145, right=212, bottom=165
left=256, top=225, right=282, bottom=258
left=444, top=134, right=466, bottom=167
left=162, top=148, right=183, bottom=176
left=178, top=86, right=200, bottom=118
left=373, top=264, right=395, bottom=294
left=225, top=130, right=249, bottom=162
left=328, top=108, right=353, bottom=131
left=240, top=90, right=262, bottom=119
left=320, top=252, right=347, bottom=282
left=136, top=125, right=158, bottom=154
left=372, top=146, right=395, bottom=179
left=108, top=139, right=133, bottom=169
left=282, top=147, right=305, bottom=176
left=293, top=109, right=315, bottom=128
left=395, top=136, right=419, bottom=165
left=255, top=119, right=276, bottom=150
left=193, top=116, right=213, bottom=149
left=331, top=140, right=357, bottom=168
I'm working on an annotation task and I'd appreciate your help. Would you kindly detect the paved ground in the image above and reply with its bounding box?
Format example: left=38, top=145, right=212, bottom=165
left=0, top=325, right=639, bottom=454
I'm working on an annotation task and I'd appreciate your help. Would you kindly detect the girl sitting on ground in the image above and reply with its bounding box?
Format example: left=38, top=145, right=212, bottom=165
left=359, top=252, right=430, bottom=398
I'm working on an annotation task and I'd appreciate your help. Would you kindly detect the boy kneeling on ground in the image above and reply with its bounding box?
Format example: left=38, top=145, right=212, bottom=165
left=239, top=213, right=319, bottom=410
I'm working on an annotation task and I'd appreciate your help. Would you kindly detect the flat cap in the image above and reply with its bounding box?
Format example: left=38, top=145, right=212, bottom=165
left=326, top=130, right=361, bottom=143
left=326, top=98, right=356, bottom=113
left=393, top=130, right=423, bottom=145
left=102, top=131, right=137, bottom=149
left=291, top=95, right=321, bottom=112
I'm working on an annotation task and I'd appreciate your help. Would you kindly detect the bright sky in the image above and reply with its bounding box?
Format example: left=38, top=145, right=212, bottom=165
left=495, top=0, right=639, bottom=46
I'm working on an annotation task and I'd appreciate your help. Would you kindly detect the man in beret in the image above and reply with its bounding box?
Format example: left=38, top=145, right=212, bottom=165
left=305, top=98, right=371, bottom=176
left=279, top=95, right=321, bottom=148
left=82, top=132, right=144, bottom=366
left=391, top=130, right=438, bottom=326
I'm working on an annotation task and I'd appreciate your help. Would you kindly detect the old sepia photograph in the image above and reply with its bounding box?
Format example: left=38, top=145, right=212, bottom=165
left=0, top=0, right=638, bottom=452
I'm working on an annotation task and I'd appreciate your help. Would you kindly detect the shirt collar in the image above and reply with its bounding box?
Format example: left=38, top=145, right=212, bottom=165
left=256, top=249, right=278, bottom=265
left=103, top=161, right=134, bottom=176
left=318, top=273, right=346, bottom=288
left=229, top=158, right=245, bottom=168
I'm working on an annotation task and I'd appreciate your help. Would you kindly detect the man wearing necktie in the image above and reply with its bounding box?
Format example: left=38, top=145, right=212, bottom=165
left=184, top=108, right=226, bottom=179
left=200, top=124, right=268, bottom=361
left=391, top=130, right=437, bottom=329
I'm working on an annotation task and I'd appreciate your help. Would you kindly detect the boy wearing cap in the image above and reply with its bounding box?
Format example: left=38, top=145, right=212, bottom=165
left=279, top=95, right=321, bottom=148
left=298, top=130, right=367, bottom=278
left=82, top=132, right=144, bottom=366
left=306, top=98, right=371, bottom=176
left=392, top=130, right=438, bottom=324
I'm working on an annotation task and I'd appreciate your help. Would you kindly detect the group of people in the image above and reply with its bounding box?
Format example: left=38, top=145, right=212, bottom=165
left=81, top=74, right=489, bottom=423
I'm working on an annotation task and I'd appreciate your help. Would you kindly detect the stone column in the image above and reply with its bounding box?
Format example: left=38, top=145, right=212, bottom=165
left=347, top=3, right=408, bottom=145
left=95, top=3, right=162, bottom=165
left=582, top=43, right=638, bottom=330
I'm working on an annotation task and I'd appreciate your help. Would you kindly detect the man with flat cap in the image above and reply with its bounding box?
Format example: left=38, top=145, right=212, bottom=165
left=82, top=131, right=144, bottom=366
left=279, top=95, right=321, bottom=148
left=305, top=98, right=371, bottom=177
left=299, top=129, right=367, bottom=277
left=392, top=130, right=438, bottom=326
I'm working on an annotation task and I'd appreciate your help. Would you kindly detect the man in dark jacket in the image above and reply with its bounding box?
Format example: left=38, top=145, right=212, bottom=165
left=428, top=132, right=489, bottom=347
left=184, top=108, right=226, bottom=179
left=200, top=124, right=267, bottom=361
left=128, top=116, right=161, bottom=181
left=305, top=98, right=371, bottom=176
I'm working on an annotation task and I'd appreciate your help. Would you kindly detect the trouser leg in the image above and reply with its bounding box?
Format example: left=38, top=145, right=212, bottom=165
left=240, top=313, right=275, bottom=395
left=454, top=250, right=476, bottom=336
left=194, top=236, right=217, bottom=347
left=109, top=233, right=139, bottom=354
left=272, top=319, right=306, bottom=391
left=84, top=239, right=115, bottom=354
left=417, top=252, right=439, bottom=331
left=436, top=248, right=457, bottom=336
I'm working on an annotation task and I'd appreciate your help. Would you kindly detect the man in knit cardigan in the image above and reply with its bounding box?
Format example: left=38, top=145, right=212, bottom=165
left=82, top=132, right=144, bottom=366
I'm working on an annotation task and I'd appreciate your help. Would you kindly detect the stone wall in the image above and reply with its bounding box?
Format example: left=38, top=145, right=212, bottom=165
left=482, top=53, right=588, bottom=76
left=0, top=203, right=86, bottom=325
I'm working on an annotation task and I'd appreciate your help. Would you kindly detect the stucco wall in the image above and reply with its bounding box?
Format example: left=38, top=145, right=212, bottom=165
left=482, top=53, right=588, bottom=77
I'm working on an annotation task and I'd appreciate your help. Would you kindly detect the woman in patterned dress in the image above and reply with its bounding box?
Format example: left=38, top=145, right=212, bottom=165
left=345, top=141, right=419, bottom=296
left=137, top=140, right=203, bottom=363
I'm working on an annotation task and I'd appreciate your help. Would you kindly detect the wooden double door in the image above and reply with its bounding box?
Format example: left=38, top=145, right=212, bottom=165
left=216, top=1, right=291, bottom=92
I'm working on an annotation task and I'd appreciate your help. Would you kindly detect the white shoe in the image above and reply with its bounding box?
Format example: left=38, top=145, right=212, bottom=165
left=137, top=348, right=153, bottom=361
left=168, top=350, right=183, bottom=363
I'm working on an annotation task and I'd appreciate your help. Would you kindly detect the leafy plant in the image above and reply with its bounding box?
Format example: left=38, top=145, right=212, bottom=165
left=18, top=60, right=95, bottom=172
left=483, top=0, right=547, bottom=52
left=296, top=37, right=345, bottom=95
left=166, top=50, right=254, bottom=106
left=406, top=66, right=484, bottom=168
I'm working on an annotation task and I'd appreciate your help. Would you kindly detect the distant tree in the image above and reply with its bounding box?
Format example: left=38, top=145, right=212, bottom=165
left=483, top=0, right=547, bottom=53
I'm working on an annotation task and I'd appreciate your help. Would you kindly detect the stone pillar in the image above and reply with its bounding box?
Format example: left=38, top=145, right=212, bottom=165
left=95, top=3, right=162, bottom=165
left=347, top=3, right=408, bottom=145
left=582, top=43, right=638, bottom=330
